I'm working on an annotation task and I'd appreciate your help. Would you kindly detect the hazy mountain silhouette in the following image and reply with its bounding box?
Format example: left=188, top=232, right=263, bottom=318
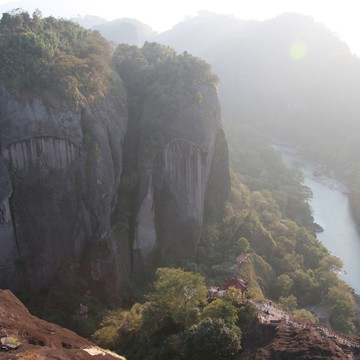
left=155, top=11, right=251, bottom=56
left=71, top=16, right=155, bottom=46
left=92, top=18, right=155, bottom=46
left=153, top=11, right=360, bottom=221
left=71, top=15, right=106, bottom=28
left=154, top=13, right=358, bottom=161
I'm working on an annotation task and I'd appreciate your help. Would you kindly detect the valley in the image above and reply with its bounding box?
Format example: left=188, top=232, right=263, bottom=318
left=0, top=8, right=360, bottom=360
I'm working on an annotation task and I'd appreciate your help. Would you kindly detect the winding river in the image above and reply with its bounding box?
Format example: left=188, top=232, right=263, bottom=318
left=273, top=144, right=360, bottom=295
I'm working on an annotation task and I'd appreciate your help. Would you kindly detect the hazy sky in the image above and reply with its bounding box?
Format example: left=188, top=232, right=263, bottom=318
left=0, top=0, right=359, bottom=55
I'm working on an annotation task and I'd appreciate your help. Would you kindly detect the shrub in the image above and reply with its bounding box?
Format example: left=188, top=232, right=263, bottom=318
left=181, top=318, right=241, bottom=360
left=201, top=299, right=238, bottom=326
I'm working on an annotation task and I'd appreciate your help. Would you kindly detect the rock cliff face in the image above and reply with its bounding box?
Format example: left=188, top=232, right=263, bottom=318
left=0, top=84, right=129, bottom=293
left=149, top=85, right=228, bottom=262
left=0, top=44, right=230, bottom=294
left=3, top=137, right=80, bottom=170
left=0, top=160, right=18, bottom=289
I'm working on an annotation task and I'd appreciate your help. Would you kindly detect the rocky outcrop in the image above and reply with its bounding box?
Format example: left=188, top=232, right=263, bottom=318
left=153, top=139, right=210, bottom=260
left=0, top=289, right=126, bottom=359
left=245, top=322, right=356, bottom=360
left=133, top=82, right=230, bottom=264
left=242, top=300, right=360, bottom=359
left=0, top=84, right=129, bottom=293
left=0, top=160, right=19, bottom=289
left=0, top=44, right=230, bottom=294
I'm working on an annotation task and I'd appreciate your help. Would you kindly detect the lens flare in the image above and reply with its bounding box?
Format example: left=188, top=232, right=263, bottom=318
left=289, top=41, right=308, bottom=61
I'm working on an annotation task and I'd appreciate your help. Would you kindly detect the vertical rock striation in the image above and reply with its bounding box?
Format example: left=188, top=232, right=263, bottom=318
left=133, top=78, right=230, bottom=264
left=3, top=137, right=80, bottom=170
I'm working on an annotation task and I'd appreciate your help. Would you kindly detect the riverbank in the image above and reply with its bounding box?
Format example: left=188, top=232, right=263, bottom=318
left=272, top=142, right=360, bottom=295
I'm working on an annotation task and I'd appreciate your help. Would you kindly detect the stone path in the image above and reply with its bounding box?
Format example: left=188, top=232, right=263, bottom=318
left=249, top=299, right=360, bottom=351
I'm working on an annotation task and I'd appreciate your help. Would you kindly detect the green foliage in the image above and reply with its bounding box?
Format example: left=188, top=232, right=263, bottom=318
left=112, top=41, right=219, bottom=166
left=182, top=318, right=241, bottom=360
left=319, top=255, right=343, bottom=272
left=279, top=294, right=298, bottom=311
left=201, top=299, right=238, bottom=326
left=326, top=285, right=357, bottom=334
left=290, top=269, right=321, bottom=306
left=228, top=126, right=314, bottom=228
left=196, top=129, right=358, bottom=335
left=113, top=42, right=218, bottom=95
left=91, top=309, right=126, bottom=349
left=224, top=287, right=244, bottom=304
left=273, top=274, right=293, bottom=299
left=91, top=268, right=245, bottom=359
left=236, top=301, right=258, bottom=325
left=236, top=237, right=249, bottom=252
left=0, top=10, right=112, bottom=107
left=92, top=321, right=120, bottom=349
left=293, top=309, right=319, bottom=324
left=146, top=268, right=207, bottom=330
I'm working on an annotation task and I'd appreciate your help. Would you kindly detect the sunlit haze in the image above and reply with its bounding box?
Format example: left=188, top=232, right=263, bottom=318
left=0, top=0, right=359, bottom=55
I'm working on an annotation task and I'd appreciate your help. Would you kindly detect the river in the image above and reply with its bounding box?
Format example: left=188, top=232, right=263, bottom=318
left=273, top=144, right=360, bottom=295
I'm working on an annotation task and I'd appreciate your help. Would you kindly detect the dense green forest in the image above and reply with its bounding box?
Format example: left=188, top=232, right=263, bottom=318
left=0, top=9, right=113, bottom=107
left=1, top=11, right=359, bottom=360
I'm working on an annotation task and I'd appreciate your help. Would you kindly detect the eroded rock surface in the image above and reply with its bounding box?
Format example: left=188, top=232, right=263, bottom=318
left=0, top=289, right=125, bottom=359
left=0, top=84, right=129, bottom=293
left=0, top=43, right=230, bottom=294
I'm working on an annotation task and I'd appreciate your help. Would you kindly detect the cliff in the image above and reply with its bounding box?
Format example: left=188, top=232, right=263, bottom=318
left=0, top=289, right=125, bottom=359
left=0, top=83, right=129, bottom=293
left=0, top=13, right=230, bottom=295
left=113, top=43, right=230, bottom=271
left=0, top=160, right=17, bottom=289
left=141, top=84, right=227, bottom=262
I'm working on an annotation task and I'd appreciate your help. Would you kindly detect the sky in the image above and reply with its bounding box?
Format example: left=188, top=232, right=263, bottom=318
left=0, top=0, right=359, bottom=55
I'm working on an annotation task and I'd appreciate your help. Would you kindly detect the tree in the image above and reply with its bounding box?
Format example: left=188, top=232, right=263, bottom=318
left=201, top=299, right=238, bottom=327
left=293, top=309, right=318, bottom=324
left=0, top=11, right=112, bottom=106
left=279, top=294, right=298, bottom=311
left=326, top=286, right=357, bottom=334
left=291, top=269, right=321, bottom=306
left=274, top=273, right=293, bottom=298
left=182, top=318, right=241, bottom=360
left=235, top=237, right=249, bottom=252
left=319, top=255, right=343, bottom=272
left=146, top=268, right=207, bottom=329
left=91, top=310, right=123, bottom=349
left=329, top=300, right=357, bottom=334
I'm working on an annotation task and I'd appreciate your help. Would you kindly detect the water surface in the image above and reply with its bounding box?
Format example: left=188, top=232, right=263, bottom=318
left=274, top=144, right=360, bottom=295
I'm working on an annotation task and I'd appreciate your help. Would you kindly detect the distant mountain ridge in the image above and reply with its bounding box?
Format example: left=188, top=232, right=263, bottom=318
left=149, top=12, right=360, bottom=225
left=155, top=12, right=252, bottom=56
left=72, top=16, right=156, bottom=46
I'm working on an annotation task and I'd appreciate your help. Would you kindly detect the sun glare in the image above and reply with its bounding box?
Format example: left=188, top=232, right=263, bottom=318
left=289, top=41, right=308, bottom=61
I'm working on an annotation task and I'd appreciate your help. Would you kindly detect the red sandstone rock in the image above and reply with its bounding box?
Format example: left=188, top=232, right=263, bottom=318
left=0, top=290, right=125, bottom=360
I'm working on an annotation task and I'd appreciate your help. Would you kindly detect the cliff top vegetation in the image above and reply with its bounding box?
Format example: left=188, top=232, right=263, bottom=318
left=0, top=10, right=112, bottom=107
